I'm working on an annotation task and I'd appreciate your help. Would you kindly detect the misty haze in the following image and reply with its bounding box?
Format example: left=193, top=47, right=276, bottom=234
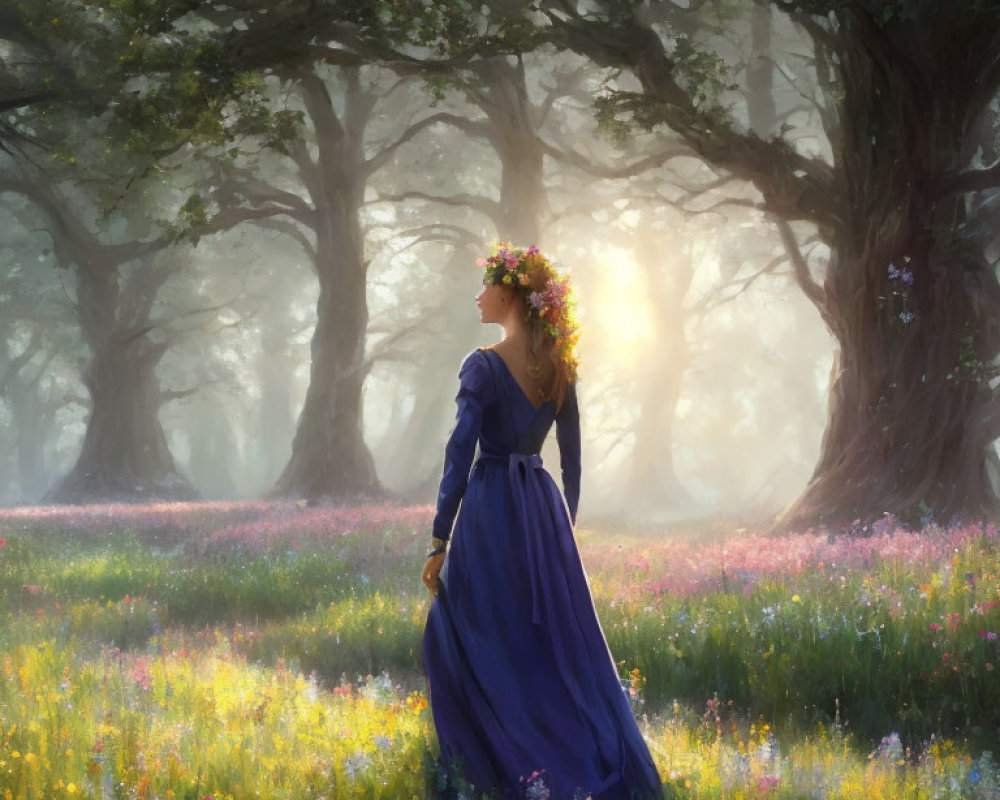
left=2, top=2, right=999, bottom=798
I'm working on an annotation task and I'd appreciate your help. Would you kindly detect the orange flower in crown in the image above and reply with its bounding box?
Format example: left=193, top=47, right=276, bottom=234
left=476, top=242, right=580, bottom=382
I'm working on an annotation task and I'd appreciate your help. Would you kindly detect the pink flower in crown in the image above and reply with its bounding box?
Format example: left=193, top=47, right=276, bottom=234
left=547, top=277, right=569, bottom=297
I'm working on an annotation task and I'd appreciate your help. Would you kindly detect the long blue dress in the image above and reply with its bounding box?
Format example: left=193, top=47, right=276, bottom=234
left=422, top=347, right=664, bottom=800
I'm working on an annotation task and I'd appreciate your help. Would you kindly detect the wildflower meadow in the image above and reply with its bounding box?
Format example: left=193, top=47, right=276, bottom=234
left=1, top=502, right=998, bottom=799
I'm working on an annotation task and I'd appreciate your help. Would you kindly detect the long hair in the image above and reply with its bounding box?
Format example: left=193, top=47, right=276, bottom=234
left=521, top=297, right=573, bottom=414
left=481, top=243, right=580, bottom=415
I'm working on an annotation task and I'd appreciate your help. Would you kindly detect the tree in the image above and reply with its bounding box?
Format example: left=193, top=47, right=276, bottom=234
left=0, top=208, right=85, bottom=500
left=197, top=62, right=478, bottom=503
left=538, top=0, right=1000, bottom=530
left=198, top=2, right=556, bottom=502
left=0, top=0, right=312, bottom=503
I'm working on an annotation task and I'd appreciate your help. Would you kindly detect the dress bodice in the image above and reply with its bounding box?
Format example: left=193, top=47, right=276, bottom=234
left=431, top=347, right=581, bottom=542
left=479, top=347, right=557, bottom=455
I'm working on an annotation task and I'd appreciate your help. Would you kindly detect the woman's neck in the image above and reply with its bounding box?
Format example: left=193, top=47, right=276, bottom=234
left=498, top=327, right=529, bottom=347
left=498, top=314, right=531, bottom=347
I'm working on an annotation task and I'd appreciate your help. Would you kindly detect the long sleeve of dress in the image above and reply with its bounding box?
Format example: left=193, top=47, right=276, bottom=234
left=431, top=350, right=491, bottom=542
left=555, top=381, right=581, bottom=525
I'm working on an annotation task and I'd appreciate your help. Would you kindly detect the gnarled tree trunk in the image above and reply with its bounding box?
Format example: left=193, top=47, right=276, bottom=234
left=46, top=262, right=198, bottom=504
left=270, top=213, right=381, bottom=501
left=268, top=67, right=383, bottom=503
left=775, top=9, right=1000, bottom=530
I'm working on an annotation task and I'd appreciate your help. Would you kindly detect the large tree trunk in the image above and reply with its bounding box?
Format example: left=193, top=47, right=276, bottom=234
left=253, top=275, right=298, bottom=492
left=623, top=237, right=696, bottom=514
left=386, top=244, right=485, bottom=500
left=626, top=367, right=694, bottom=511
left=746, top=0, right=776, bottom=139
left=11, top=374, right=52, bottom=501
left=498, top=130, right=544, bottom=244
left=775, top=11, right=1000, bottom=530
left=187, top=398, right=240, bottom=499
left=270, top=216, right=381, bottom=501
left=0, top=327, right=51, bottom=501
left=475, top=58, right=548, bottom=245
left=778, top=236, right=1000, bottom=530
left=269, top=67, right=383, bottom=503
left=45, top=263, right=198, bottom=504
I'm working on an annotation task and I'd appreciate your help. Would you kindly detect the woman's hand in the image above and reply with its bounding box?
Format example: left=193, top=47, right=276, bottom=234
left=422, top=552, right=446, bottom=596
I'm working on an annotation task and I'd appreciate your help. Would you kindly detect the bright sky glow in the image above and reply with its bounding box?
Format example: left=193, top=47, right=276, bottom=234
left=586, top=242, right=654, bottom=367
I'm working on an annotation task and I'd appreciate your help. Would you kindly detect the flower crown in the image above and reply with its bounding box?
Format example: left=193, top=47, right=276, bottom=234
left=476, top=242, right=580, bottom=381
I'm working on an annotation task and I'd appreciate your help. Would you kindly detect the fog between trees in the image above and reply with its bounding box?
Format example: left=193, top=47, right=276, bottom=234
left=2, top=1, right=998, bottom=532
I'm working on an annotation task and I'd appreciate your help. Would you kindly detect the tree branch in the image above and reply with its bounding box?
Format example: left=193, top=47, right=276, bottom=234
left=0, top=329, right=43, bottom=396
left=775, top=217, right=835, bottom=330
left=211, top=173, right=314, bottom=220
left=364, top=315, right=432, bottom=371
left=542, top=3, right=838, bottom=231
left=539, top=140, right=696, bottom=178
left=762, top=55, right=826, bottom=117
left=932, top=158, right=1000, bottom=200
left=372, top=223, right=482, bottom=251
left=373, top=190, right=501, bottom=222
left=770, top=2, right=842, bottom=51
left=694, top=253, right=789, bottom=315
left=298, top=68, right=346, bottom=144
left=161, top=386, right=201, bottom=404
left=201, top=203, right=307, bottom=237
left=250, top=217, right=317, bottom=260
left=0, top=173, right=170, bottom=269
left=0, top=89, right=54, bottom=114
left=364, top=112, right=493, bottom=177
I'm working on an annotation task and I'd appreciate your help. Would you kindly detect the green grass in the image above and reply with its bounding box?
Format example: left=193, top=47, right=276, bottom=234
left=0, top=506, right=998, bottom=798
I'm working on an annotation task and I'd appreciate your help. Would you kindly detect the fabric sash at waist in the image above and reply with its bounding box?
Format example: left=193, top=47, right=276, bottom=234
left=476, top=449, right=547, bottom=626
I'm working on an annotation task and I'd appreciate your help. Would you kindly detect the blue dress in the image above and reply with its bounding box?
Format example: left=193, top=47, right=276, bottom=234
left=422, top=347, right=664, bottom=800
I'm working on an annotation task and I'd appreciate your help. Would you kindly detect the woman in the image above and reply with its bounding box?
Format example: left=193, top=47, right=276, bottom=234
left=420, top=244, right=664, bottom=800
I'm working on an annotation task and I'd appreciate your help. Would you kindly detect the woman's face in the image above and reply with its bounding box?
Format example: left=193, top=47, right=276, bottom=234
left=476, top=282, right=511, bottom=324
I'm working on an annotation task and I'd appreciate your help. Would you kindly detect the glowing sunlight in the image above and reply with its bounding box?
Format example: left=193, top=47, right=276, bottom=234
left=586, top=242, right=654, bottom=366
